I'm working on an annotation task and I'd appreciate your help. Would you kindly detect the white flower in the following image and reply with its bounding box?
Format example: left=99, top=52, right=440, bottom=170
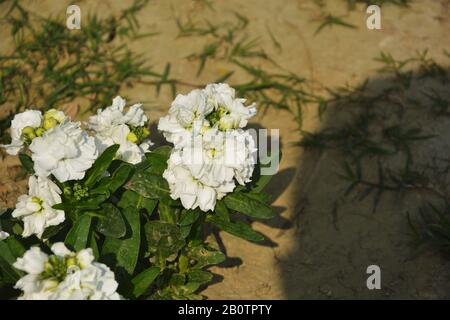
left=163, top=150, right=235, bottom=212
left=14, top=243, right=121, bottom=300
left=14, top=246, right=48, bottom=274
left=1, top=110, right=42, bottom=155
left=94, top=124, right=150, bottom=165
left=159, top=84, right=258, bottom=212
left=158, top=89, right=212, bottom=147
left=163, top=161, right=218, bottom=212
left=180, top=128, right=257, bottom=187
left=204, top=83, right=256, bottom=130
left=12, top=176, right=64, bottom=239
left=88, top=96, right=148, bottom=132
left=1, top=109, right=69, bottom=156
left=88, top=96, right=151, bottom=164
left=29, top=121, right=98, bottom=182
left=123, top=103, right=147, bottom=127
left=158, top=84, right=256, bottom=149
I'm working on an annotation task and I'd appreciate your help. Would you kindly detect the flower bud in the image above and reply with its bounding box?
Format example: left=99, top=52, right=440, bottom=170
left=35, top=127, right=45, bottom=137
left=218, top=116, right=236, bottom=130
left=142, top=127, right=150, bottom=138
left=44, top=109, right=65, bottom=123
left=127, top=132, right=138, bottom=143
left=66, top=257, right=77, bottom=267
left=22, top=126, right=36, bottom=140
left=43, top=118, right=57, bottom=130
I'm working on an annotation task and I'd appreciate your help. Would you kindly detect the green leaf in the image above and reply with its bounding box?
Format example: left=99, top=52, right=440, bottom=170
left=207, top=214, right=264, bottom=242
left=183, top=282, right=201, bottom=294
left=170, top=273, right=186, bottom=286
left=223, top=192, right=275, bottom=219
left=102, top=206, right=141, bottom=274
left=131, top=266, right=160, bottom=298
left=158, top=202, right=177, bottom=224
left=214, top=201, right=230, bottom=222
left=118, top=190, right=157, bottom=215
left=145, top=152, right=168, bottom=175
left=84, top=144, right=120, bottom=187
left=186, top=270, right=213, bottom=285
left=179, top=209, right=201, bottom=238
left=179, top=209, right=201, bottom=226
left=251, top=164, right=274, bottom=193
left=0, top=237, right=25, bottom=283
left=41, top=223, right=66, bottom=239
left=0, top=256, right=21, bottom=283
left=126, top=171, right=171, bottom=199
left=108, top=163, right=134, bottom=192
left=96, top=204, right=126, bottom=238
left=65, top=215, right=92, bottom=251
left=0, top=241, right=17, bottom=265
left=4, top=236, right=26, bottom=259
left=93, top=162, right=134, bottom=195
left=152, top=145, right=172, bottom=158
left=188, top=246, right=225, bottom=269
left=53, top=194, right=109, bottom=212
left=18, top=153, right=34, bottom=174
left=88, top=231, right=99, bottom=260
left=145, top=221, right=185, bottom=264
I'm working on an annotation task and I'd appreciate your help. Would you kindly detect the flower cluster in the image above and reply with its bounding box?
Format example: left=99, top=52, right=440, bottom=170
left=0, top=97, right=150, bottom=299
left=1, top=109, right=67, bottom=156
left=1, top=97, right=150, bottom=240
left=13, top=243, right=120, bottom=300
left=88, top=96, right=152, bottom=164
left=159, top=83, right=257, bottom=212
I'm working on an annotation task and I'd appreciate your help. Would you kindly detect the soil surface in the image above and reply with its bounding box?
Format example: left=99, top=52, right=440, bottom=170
left=1, top=0, right=450, bottom=299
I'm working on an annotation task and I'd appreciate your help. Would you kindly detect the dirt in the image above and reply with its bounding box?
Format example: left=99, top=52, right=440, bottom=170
left=1, top=0, right=450, bottom=299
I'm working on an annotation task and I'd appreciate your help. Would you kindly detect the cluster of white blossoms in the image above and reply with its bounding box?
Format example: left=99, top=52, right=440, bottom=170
left=13, top=243, right=120, bottom=300
left=87, top=96, right=152, bottom=164
left=0, top=97, right=150, bottom=239
left=30, top=121, right=98, bottom=182
left=1, top=108, right=98, bottom=182
left=159, top=83, right=257, bottom=212
left=1, top=108, right=67, bottom=156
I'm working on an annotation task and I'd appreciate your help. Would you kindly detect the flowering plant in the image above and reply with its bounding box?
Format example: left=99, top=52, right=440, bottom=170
left=0, top=84, right=276, bottom=300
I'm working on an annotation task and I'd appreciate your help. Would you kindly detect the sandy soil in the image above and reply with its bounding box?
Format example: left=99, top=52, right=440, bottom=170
left=1, top=0, right=450, bottom=299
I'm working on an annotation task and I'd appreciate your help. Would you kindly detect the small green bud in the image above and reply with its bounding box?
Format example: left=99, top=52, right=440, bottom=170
left=63, top=186, right=72, bottom=196
left=35, top=127, right=45, bottom=137
left=66, top=257, right=77, bottom=267
left=43, top=118, right=57, bottom=130
left=178, top=255, right=189, bottom=273
left=142, top=127, right=150, bottom=138
left=22, top=126, right=36, bottom=140
left=44, top=109, right=65, bottom=123
left=127, top=132, right=138, bottom=143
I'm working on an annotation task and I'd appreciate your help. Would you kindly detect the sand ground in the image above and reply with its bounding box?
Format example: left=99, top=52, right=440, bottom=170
left=1, top=0, right=450, bottom=299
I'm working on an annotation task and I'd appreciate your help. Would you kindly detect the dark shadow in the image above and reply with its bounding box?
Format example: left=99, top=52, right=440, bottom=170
left=280, top=64, right=450, bottom=299
left=149, top=121, right=167, bottom=147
